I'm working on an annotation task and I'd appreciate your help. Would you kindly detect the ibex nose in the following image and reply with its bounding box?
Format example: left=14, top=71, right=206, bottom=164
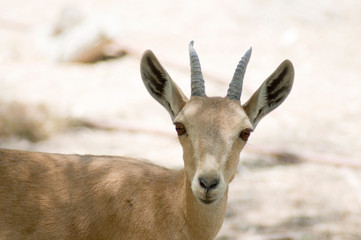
left=199, top=176, right=220, bottom=191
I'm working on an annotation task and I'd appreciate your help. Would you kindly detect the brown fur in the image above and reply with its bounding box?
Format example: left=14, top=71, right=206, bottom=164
left=0, top=148, right=214, bottom=239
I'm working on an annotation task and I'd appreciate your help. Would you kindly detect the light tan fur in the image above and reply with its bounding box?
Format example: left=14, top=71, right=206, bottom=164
left=0, top=45, right=294, bottom=240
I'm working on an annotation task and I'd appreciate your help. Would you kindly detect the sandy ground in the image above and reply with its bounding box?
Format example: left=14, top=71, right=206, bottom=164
left=0, top=0, right=361, bottom=239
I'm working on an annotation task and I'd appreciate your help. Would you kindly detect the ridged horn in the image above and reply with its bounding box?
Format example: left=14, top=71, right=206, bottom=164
left=227, top=47, right=252, bottom=100
left=189, top=41, right=206, bottom=97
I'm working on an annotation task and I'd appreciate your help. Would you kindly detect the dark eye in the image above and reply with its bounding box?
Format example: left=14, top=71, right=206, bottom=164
left=174, top=122, right=186, bottom=136
left=240, top=128, right=252, bottom=141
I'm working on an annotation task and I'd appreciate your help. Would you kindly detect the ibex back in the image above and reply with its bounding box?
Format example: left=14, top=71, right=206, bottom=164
left=0, top=41, right=294, bottom=240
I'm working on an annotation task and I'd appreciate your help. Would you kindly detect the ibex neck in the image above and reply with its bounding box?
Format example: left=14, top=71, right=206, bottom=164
left=180, top=172, right=228, bottom=240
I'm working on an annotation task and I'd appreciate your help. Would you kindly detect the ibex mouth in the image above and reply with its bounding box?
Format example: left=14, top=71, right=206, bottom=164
left=199, top=197, right=217, bottom=205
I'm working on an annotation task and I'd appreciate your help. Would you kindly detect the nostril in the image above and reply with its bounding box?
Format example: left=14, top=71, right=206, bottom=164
left=209, top=178, right=220, bottom=189
left=199, top=177, right=220, bottom=190
left=199, top=178, right=207, bottom=189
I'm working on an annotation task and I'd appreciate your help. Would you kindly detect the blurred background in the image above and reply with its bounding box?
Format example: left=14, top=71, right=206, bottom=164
left=0, top=0, right=360, bottom=239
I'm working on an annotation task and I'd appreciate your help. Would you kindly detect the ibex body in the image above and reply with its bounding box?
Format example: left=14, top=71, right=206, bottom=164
left=0, top=42, right=294, bottom=240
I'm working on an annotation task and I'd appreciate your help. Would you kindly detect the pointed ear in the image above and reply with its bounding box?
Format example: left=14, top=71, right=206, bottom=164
left=141, top=50, right=188, bottom=121
left=243, top=60, right=294, bottom=128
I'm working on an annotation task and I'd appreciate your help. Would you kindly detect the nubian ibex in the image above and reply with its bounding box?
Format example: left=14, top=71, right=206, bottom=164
left=0, top=41, right=294, bottom=240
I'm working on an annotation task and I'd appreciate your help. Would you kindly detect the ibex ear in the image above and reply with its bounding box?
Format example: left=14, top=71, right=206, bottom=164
left=243, top=60, right=294, bottom=128
left=141, top=50, right=188, bottom=121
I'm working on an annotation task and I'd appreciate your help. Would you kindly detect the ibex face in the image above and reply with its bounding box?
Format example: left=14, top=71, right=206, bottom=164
left=141, top=41, right=294, bottom=206
left=174, top=97, right=252, bottom=204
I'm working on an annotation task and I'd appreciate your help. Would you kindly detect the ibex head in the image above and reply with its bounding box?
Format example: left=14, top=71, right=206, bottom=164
left=141, top=41, right=294, bottom=205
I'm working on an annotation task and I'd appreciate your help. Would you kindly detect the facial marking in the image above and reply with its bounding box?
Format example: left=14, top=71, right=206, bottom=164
left=175, top=97, right=252, bottom=204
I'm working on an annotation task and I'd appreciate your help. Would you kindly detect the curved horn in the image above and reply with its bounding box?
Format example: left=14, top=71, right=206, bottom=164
left=227, top=47, right=252, bottom=100
left=189, top=41, right=206, bottom=97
